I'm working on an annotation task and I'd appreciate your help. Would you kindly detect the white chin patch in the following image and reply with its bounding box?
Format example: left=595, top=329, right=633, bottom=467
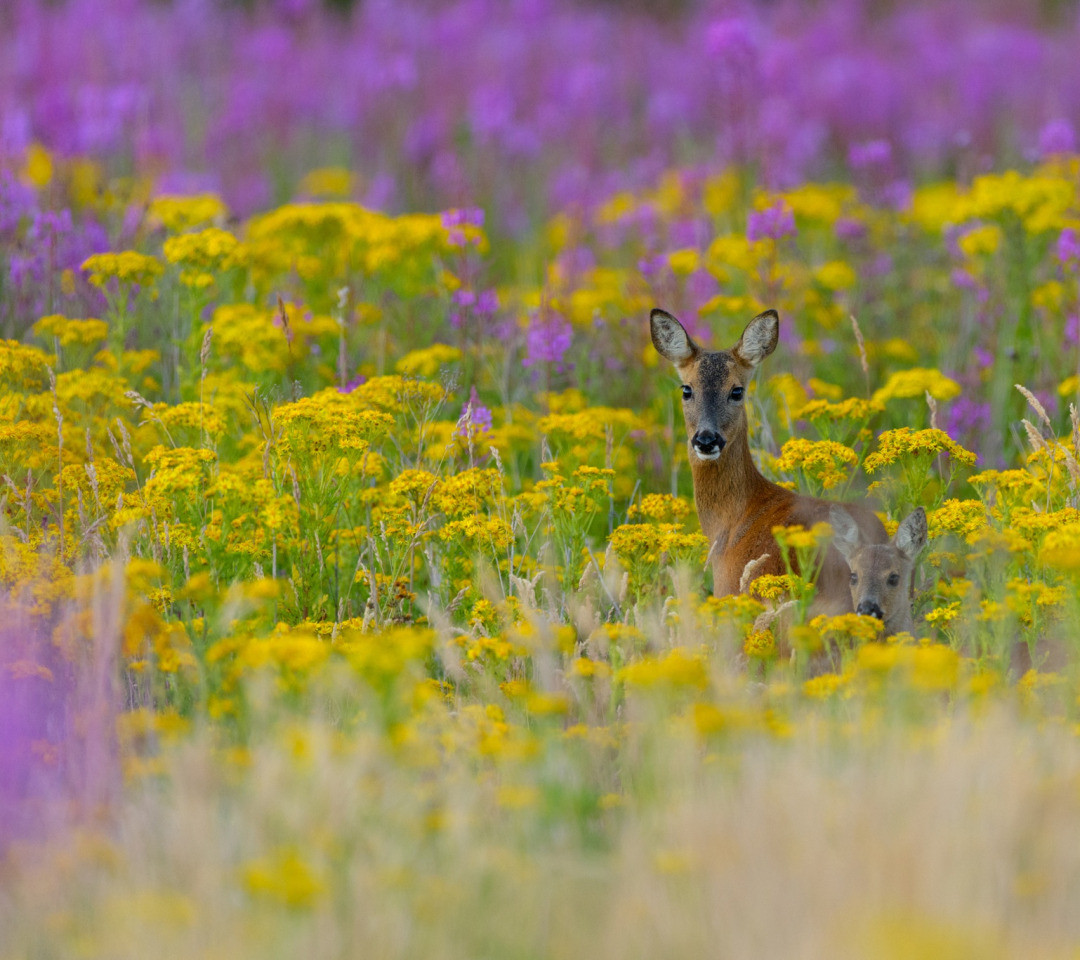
left=693, top=448, right=722, bottom=462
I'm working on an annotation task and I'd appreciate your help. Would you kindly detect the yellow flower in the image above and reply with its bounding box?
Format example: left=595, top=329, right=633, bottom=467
left=796, top=396, right=883, bottom=423
left=33, top=314, right=108, bottom=347
left=163, top=227, right=244, bottom=286
left=864, top=428, right=977, bottom=474
left=149, top=193, right=228, bottom=232
left=924, top=602, right=961, bottom=626
left=767, top=373, right=810, bottom=428
left=771, top=522, right=834, bottom=552
left=774, top=438, right=858, bottom=490
left=781, top=182, right=855, bottom=225
left=395, top=344, right=463, bottom=378
left=81, top=251, right=164, bottom=289
left=300, top=167, right=354, bottom=198
left=351, top=374, right=447, bottom=412
left=275, top=390, right=394, bottom=462
left=22, top=143, right=53, bottom=189
left=957, top=223, right=1003, bottom=258
left=809, top=612, right=885, bottom=645
left=871, top=368, right=961, bottom=404
left=744, top=629, right=777, bottom=659
left=628, top=493, right=693, bottom=523
left=243, top=848, right=325, bottom=908
left=596, top=191, right=638, bottom=225
left=1040, top=522, right=1080, bottom=571
left=906, top=182, right=962, bottom=233
left=747, top=573, right=812, bottom=602
left=618, top=648, right=708, bottom=692
left=706, top=234, right=757, bottom=277
left=927, top=499, right=989, bottom=540
left=667, top=248, right=700, bottom=276
left=814, top=260, right=856, bottom=291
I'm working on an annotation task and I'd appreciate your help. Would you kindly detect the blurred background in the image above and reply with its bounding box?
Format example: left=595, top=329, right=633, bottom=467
left=5, top=0, right=1080, bottom=222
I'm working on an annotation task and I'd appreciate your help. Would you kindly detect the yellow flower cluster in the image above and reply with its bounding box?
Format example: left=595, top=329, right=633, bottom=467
left=864, top=428, right=977, bottom=473
left=774, top=438, right=858, bottom=490
left=871, top=368, right=961, bottom=405
left=163, top=227, right=245, bottom=288
left=33, top=314, right=108, bottom=347
left=796, top=396, right=883, bottom=423
left=81, top=251, right=164, bottom=288
left=149, top=193, right=228, bottom=232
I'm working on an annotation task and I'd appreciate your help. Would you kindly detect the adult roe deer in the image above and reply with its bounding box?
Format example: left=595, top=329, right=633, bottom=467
left=650, top=307, right=888, bottom=612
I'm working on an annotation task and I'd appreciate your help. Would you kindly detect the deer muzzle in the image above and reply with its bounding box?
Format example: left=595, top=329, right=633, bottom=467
left=692, top=430, right=726, bottom=460
left=856, top=600, right=884, bottom=620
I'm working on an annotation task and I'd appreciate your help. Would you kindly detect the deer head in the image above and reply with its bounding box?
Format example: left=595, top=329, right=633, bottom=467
left=830, top=506, right=927, bottom=635
left=650, top=308, right=779, bottom=462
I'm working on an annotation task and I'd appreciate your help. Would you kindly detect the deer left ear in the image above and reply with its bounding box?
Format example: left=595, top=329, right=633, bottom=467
left=732, top=310, right=779, bottom=368
left=650, top=308, right=699, bottom=366
left=894, top=507, right=928, bottom=562
left=829, top=505, right=861, bottom=565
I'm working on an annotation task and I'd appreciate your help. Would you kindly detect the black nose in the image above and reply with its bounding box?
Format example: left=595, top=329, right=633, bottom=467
left=693, top=430, right=726, bottom=453
left=856, top=601, right=884, bottom=620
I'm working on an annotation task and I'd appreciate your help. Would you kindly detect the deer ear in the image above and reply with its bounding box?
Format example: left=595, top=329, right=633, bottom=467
left=650, top=308, right=699, bottom=366
left=894, top=507, right=928, bottom=562
left=829, top=506, right=861, bottom=564
left=732, top=310, right=779, bottom=368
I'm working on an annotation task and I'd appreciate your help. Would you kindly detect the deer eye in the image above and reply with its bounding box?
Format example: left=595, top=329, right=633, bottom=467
left=681, top=385, right=693, bottom=401
left=850, top=572, right=858, bottom=585
left=887, top=573, right=901, bottom=587
left=729, top=387, right=745, bottom=401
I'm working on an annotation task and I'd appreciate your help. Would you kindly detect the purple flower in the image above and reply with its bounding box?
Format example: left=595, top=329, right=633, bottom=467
left=338, top=374, right=366, bottom=394
left=945, top=396, right=992, bottom=444
left=705, top=17, right=758, bottom=62
left=747, top=202, right=796, bottom=243
left=523, top=311, right=572, bottom=371
left=834, top=217, right=867, bottom=242
left=457, top=386, right=492, bottom=437
left=638, top=254, right=668, bottom=277
left=442, top=207, right=485, bottom=248
left=848, top=140, right=893, bottom=171
left=1039, top=118, right=1076, bottom=158
left=1058, top=228, right=1080, bottom=265
left=0, top=170, right=35, bottom=236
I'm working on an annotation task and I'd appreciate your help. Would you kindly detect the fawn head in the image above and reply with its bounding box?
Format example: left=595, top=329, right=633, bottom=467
left=650, top=308, right=779, bottom=462
left=831, top=506, right=927, bottom=633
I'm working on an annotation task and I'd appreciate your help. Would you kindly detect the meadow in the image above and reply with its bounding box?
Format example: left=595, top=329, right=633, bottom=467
left=5, top=1, right=1080, bottom=957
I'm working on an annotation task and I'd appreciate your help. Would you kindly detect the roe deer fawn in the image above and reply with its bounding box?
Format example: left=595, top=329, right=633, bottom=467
left=650, top=307, right=887, bottom=611
left=830, top=505, right=927, bottom=636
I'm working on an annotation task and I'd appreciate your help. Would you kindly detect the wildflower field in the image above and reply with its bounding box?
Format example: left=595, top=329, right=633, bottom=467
left=8, top=1, right=1080, bottom=957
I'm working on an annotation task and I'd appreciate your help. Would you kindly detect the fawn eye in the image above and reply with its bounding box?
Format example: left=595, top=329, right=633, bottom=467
left=850, top=572, right=858, bottom=585
left=681, top=385, right=693, bottom=401
left=729, top=387, right=745, bottom=401
left=887, top=573, right=901, bottom=587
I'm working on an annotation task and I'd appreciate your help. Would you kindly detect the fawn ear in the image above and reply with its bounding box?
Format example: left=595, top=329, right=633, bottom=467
left=829, top=506, right=861, bottom=565
left=732, top=310, right=779, bottom=368
left=894, top=507, right=928, bottom=562
left=650, top=308, right=699, bottom=366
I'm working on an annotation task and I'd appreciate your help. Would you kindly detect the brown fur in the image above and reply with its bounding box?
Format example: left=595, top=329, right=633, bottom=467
left=832, top=506, right=927, bottom=635
left=650, top=307, right=887, bottom=614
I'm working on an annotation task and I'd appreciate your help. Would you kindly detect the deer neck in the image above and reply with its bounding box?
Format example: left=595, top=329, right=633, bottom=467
left=688, top=429, right=772, bottom=542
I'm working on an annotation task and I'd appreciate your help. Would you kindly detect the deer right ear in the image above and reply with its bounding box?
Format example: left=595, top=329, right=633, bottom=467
left=650, top=308, right=698, bottom=366
left=732, top=309, right=779, bottom=368
left=894, top=507, right=928, bottom=562
left=829, top=506, right=861, bottom=565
